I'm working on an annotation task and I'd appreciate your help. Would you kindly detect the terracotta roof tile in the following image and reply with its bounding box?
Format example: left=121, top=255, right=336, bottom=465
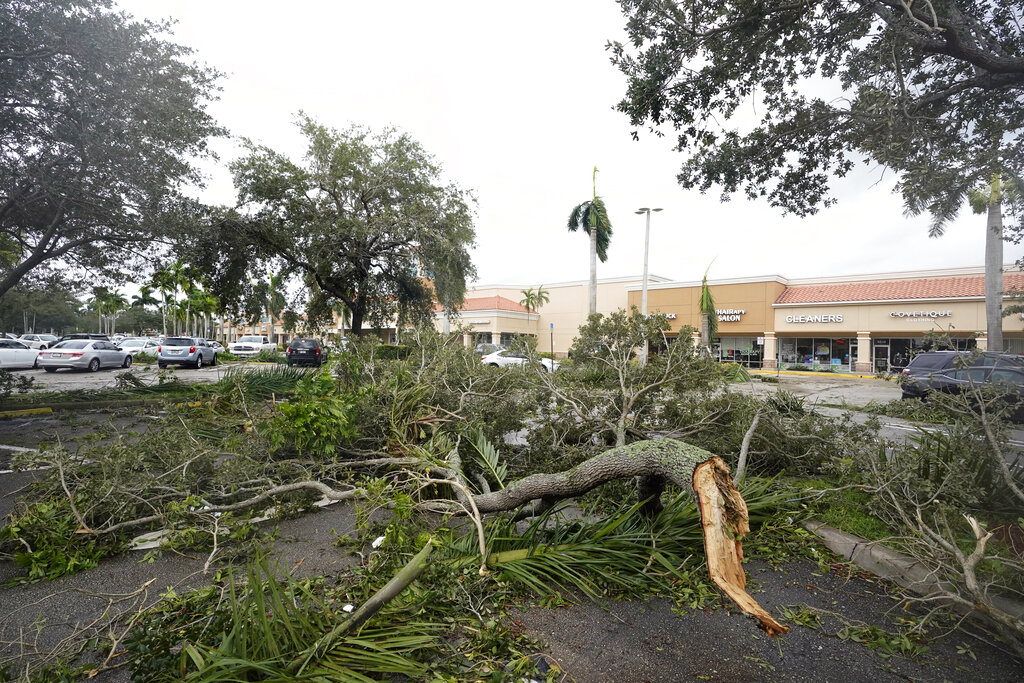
left=776, top=272, right=1024, bottom=305
left=434, top=296, right=530, bottom=313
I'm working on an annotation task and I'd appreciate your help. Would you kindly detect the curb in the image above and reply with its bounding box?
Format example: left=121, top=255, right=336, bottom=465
left=0, top=407, right=53, bottom=419
left=750, top=369, right=889, bottom=380
left=804, top=519, right=1024, bottom=619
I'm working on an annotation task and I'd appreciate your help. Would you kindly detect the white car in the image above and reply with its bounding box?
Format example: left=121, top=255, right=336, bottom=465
left=481, top=349, right=559, bottom=372
left=19, top=334, right=58, bottom=349
left=118, top=338, right=160, bottom=356
left=206, top=340, right=225, bottom=353
left=0, top=339, right=40, bottom=369
left=228, top=335, right=277, bottom=357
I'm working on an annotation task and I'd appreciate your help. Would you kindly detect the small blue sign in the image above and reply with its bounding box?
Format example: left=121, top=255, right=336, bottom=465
left=550, top=323, right=554, bottom=329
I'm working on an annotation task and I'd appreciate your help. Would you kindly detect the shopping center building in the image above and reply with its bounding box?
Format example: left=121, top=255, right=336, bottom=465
left=438, top=265, right=1024, bottom=372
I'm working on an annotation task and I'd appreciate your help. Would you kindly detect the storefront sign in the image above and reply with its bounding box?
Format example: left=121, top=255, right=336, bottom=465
left=784, top=314, right=844, bottom=323
left=889, top=310, right=953, bottom=319
left=717, top=308, right=745, bottom=322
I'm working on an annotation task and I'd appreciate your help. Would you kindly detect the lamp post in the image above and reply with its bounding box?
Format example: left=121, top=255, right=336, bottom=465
left=635, top=207, right=662, bottom=364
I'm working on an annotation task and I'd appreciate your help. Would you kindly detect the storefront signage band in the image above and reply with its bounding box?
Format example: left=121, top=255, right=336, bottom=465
left=889, top=310, right=953, bottom=319
left=784, top=314, right=844, bottom=323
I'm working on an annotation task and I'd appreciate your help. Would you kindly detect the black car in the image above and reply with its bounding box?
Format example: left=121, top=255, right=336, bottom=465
left=901, top=351, right=1024, bottom=399
left=286, top=338, right=328, bottom=366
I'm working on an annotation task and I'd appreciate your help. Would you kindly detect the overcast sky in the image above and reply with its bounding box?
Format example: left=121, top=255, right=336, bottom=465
left=123, top=0, right=1019, bottom=289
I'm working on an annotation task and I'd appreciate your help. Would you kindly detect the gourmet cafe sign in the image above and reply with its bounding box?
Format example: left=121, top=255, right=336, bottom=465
left=889, top=310, right=953, bottom=319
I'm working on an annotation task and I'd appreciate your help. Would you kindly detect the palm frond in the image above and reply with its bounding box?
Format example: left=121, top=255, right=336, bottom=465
left=567, top=202, right=586, bottom=232
left=589, top=196, right=613, bottom=262
left=470, top=428, right=507, bottom=489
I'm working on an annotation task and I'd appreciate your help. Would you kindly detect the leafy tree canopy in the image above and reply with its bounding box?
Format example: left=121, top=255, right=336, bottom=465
left=229, top=114, right=476, bottom=334
left=609, top=0, right=1024, bottom=234
left=0, top=0, right=224, bottom=298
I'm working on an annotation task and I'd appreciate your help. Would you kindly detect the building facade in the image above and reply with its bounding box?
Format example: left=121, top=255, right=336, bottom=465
left=434, top=266, right=1024, bottom=369
left=626, top=266, right=1024, bottom=372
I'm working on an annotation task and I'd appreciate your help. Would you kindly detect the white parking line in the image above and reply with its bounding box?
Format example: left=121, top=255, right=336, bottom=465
left=0, top=443, right=44, bottom=474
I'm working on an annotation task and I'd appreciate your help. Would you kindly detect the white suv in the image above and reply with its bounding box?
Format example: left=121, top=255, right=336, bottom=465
left=229, top=335, right=277, bottom=357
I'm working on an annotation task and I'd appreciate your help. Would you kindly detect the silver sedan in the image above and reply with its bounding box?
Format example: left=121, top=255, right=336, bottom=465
left=37, top=340, right=132, bottom=373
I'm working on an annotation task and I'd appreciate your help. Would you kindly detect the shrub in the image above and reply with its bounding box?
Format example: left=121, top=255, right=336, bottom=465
left=375, top=344, right=411, bottom=360
left=249, top=349, right=284, bottom=363
left=133, top=352, right=157, bottom=364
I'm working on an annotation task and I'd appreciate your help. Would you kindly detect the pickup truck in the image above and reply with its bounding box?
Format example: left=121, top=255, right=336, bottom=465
left=228, top=335, right=277, bottom=357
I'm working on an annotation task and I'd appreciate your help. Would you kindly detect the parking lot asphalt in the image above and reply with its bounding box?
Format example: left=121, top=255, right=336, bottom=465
left=5, top=360, right=251, bottom=394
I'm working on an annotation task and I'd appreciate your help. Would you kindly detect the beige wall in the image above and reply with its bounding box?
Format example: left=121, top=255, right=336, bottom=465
left=434, top=278, right=648, bottom=355
left=773, top=300, right=1024, bottom=336
left=627, top=280, right=786, bottom=336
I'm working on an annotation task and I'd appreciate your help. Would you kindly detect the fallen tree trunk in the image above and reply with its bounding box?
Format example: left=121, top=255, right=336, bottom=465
left=471, top=439, right=789, bottom=636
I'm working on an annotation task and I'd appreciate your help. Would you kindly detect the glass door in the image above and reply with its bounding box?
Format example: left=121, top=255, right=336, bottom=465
left=849, top=341, right=858, bottom=371
left=873, top=342, right=889, bottom=373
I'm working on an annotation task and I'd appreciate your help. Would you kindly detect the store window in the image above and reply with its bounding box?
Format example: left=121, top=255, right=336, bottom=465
left=715, top=337, right=763, bottom=368
left=778, top=338, right=854, bottom=370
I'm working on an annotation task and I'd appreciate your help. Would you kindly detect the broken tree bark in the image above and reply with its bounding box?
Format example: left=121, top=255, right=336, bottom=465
left=471, top=439, right=789, bottom=636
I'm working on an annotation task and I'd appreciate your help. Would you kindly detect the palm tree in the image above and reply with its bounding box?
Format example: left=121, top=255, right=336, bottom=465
left=967, top=174, right=1021, bottom=353
left=567, top=167, right=613, bottom=315
left=519, top=285, right=550, bottom=337
left=699, top=262, right=717, bottom=352
left=259, top=271, right=288, bottom=346
left=151, top=268, right=177, bottom=337
left=132, top=285, right=159, bottom=310
left=106, top=289, right=128, bottom=336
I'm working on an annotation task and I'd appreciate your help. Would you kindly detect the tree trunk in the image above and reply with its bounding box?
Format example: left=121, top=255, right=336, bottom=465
left=985, top=196, right=1004, bottom=352
left=701, top=314, right=710, bottom=349
left=588, top=227, right=598, bottom=315
left=470, top=439, right=788, bottom=636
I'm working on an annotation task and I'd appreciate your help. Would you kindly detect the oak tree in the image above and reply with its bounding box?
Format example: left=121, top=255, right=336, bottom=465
left=230, top=115, right=476, bottom=335
left=0, top=0, right=224, bottom=298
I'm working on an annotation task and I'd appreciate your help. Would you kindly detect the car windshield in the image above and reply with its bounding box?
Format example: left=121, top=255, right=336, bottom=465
left=163, top=338, right=194, bottom=347
left=54, top=341, right=89, bottom=349
left=290, top=339, right=318, bottom=349
left=41, top=335, right=57, bottom=341
left=238, top=336, right=263, bottom=343
left=120, top=340, right=147, bottom=347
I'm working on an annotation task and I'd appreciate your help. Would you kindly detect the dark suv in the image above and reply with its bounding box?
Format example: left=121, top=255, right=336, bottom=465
left=901, top=351, right=1024, bottom=399
left=286, top=338, right=328, bottom=367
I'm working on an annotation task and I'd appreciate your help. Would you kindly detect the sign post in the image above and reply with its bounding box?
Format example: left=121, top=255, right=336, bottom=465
left=550, top=323, right=554, bottom=360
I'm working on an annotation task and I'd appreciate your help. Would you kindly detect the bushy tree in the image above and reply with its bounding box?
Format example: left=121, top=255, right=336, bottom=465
left=229, top=115, right=476, bottom=335
left=0, top=0, right=224, bottom=297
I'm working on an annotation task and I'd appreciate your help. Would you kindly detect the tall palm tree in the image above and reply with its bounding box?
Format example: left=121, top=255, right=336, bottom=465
left=106, top=289, right=128, bottom=336
left=151, top=268, right=177, bottom=337
left=699, top=262, right=717, bottom=352
left=567, top=167, right=613, bottom=315
left=967, top=174, right=1021, bottom=353
left=132, top=285, right=159, bottom=310
left=263, top=271, right=288, bottom=346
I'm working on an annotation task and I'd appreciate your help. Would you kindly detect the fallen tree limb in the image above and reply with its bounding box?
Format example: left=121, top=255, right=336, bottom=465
left=470, top=439, right=789, bottom=636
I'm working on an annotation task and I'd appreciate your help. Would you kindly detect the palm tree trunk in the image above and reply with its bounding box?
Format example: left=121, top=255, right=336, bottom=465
left=985, top=196, right=1004, bottom=352
left=588, top=227, right=598, bottom=315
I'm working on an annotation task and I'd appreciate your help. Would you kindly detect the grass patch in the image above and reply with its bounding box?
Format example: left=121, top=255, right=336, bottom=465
left=789, top=477, right=894, bottom=542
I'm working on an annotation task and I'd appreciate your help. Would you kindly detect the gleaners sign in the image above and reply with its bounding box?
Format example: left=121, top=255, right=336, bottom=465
left=784, top=314, right=844, bottom=323
left=889, top=310, right=953, bottom=319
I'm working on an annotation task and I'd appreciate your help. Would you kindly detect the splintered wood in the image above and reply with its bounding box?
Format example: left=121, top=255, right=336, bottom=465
left=693, top=457, right=789, bottom=637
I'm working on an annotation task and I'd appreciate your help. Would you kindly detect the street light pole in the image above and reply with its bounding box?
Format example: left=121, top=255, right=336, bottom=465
left=635, top=207, right=662, bottom=364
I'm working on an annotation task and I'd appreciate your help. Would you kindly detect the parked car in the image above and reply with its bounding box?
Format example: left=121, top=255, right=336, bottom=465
left=58, top=333, right=110, bottom=343
left=118, top=338, right=160, bottom=356
left=0, top=339, right=40, bottom=369
left=206, top=340, right=225, bottom=353
left=37, top=340, right=131, bottom=372
left=901, top=351, right=1024, bottom=399
left=157, top=337, right=217, bottom=369
left=228, top=335, right=276, bottom=357
left=481, top=348, right=559, bottom=372
left=473, top=342, right=504, bottom=356
left=18, top=334, right=58, bottom=349
left=286, top=338, right=328, bottom=366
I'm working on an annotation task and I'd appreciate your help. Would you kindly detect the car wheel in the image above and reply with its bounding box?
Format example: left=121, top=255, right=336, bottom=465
left=44, top=367, right=57, bottom=373
left=122, top=355, right=132, bottom=369
left=490, top=363, right=500, bottom=368
left=88, top=358, right=100, bottom=372
left=158, top=362, right=167, bottom=369
left=33, top=356, right=39, bottom=369
left=194, top=355, right=203, bottom=369
left=210, top=353, right=217, bottom=367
